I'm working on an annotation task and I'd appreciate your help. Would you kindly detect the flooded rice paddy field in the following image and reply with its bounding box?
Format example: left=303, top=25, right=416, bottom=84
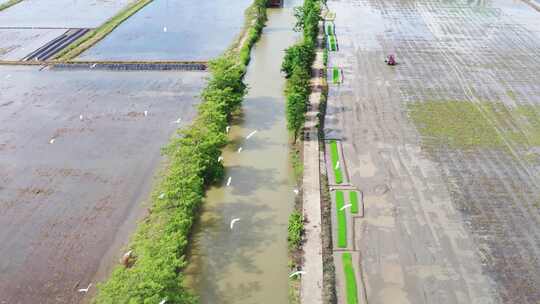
left=326, top=0, right=540, bottom=303
left=0, top=0, right=134, bottom=28
left=0, top=66, right=207, bottom=303
left=0, top=28, right=66, bottom=60
left=77, top=0, right=253, bottom=61
left=184, top=3, right=300, bottom=303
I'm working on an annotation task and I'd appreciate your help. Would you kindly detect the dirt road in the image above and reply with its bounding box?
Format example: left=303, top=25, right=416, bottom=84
left=325, top=0, right=540, bottom=303
left=0, top=66, right=206, bottom=303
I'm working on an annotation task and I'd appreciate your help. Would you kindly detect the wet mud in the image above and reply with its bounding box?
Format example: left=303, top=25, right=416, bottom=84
left=326, top=0, right=540, bottom=302
left=0, top=66, right=207, bottom=303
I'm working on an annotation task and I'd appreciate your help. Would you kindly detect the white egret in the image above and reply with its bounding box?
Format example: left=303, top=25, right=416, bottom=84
left=237, top=147, right=243, bottom=153
left=289, top=271, right=306, bottom=278
left=159, top=299, right=167, bottom=304
left=144, top=110, right=148, bottom=117
left=340, top=204, right=352, bottom=211
left=217, top=156, right=223, bottom=162
left=246, top=130, right=257, bottom=139
left=79, top=115, right=83, bottom=121
left=293, top=189, right=299, bottom=195
left=226, top=177, right=232, bottom=186
left=226, top=125, right=230, bottom=133
left=335, top=161, right=340, bottom=170
left=172, top=118, right=181, bottom=124
left=49, top=138, right=55, bottom=144
left=78, top=283, right=92, bottom=293
left=230, top=218, right=240, bottom=230
left=158, top=193, right=165, bottom=199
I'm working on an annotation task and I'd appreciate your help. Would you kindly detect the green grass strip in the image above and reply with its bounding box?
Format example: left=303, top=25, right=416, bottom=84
left=336, top=190, right=347, bottom=248
left=326, top=23, right=333, bottom=35
left=329, top=140, right=343, bottom=184
left=342, top=253, right=359, bottom=304
left=332, top=67, right=340, bottom=84
left=0, top=0, right=23, bottom=11
left=328, top=35, right=337, bottom=51
left=349, top=191, right=359, bottom=214
left=53, top=0, right=153, bottom=61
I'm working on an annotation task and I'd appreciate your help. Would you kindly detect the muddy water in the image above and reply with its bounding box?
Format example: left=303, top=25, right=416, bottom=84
left=184, top=3, right=300, bottom=303
left=77, top=0, right=252, bottom=61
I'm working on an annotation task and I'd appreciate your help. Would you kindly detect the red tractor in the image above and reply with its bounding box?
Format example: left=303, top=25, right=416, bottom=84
left=385, top=54, right=397, bottom=66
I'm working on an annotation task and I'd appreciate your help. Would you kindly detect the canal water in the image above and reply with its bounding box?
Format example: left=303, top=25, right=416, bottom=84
left=184, top=1, right=301, bottom=303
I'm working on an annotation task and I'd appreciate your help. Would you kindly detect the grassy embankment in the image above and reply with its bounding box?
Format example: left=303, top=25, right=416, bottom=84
left=53, top=0, right=154, bottom=61
left=408, top=100, right=540, bottom=153
left=91, top=0, right=269, bottom=303
left=335, top=190, right=347, bottom=248
left=282, top=0, right=322, bottom=302
left=342, top=253, right=359, bottom=304
left=0, top=0, right=22, bottom=11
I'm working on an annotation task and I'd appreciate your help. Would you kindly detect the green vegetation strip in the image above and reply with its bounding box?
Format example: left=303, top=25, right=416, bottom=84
left=329, top=140, right=343, bottom=184
left=0, top=0, right=22, bottom=12
left=288, top=211, right=303, bottom=250
left=349, top=191, right=359, bottom=214
left=326, top=23, right=334, bottom=35
left=332, top=67, right=340, bottom=84
left=328, top=35, right=337, bottom=51
left=92, top=0, right=268, bottom=302
left=408, top=101, right=540, bottom=151
left=335, top=190, right=347, bottom=248
left=54, top=0, right=153, bottom=61
left=342, top=253, right=359, bottom=304
left=282, top=0, right=321, bottom=140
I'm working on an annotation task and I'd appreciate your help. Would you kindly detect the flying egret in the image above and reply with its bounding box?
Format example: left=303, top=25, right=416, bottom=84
left=158, top=193, right=165, bottom=199
left=217, top=156, right=223, bottom=162
left=49, top=138, right=55, bottom=144
left=289, top=271, right=306, bottom=278
left=340, top=204, right=352, bottom=211
left=246, top=130, right=257, bottom=139
left=237, top=147, right=243, bottom=153
left=144, top=110, right=148, bottom=117
left=226, top=177, right=232, bottom=186
left=78, top=283, right=92, bottom=293
left=230, top=218, right=240, bottom=230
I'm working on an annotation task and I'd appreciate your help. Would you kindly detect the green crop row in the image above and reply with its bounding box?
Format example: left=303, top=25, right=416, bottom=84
left=91, top=1, right=269, bottom=303
left=328, top=34, right=337, bottom=51
left=282, top=0, right=322, bottom=141
left=342, top=253, right=359, bottom=304
left=335, top=190, right=347, bottom=248
left=349, top=191, right=359, bottom=214
left=329, top=140, right=343, bottom=184
left=332, top=67, right=340, bottom=84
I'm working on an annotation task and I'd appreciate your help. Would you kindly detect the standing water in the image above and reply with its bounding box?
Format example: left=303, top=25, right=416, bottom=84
left=185, top=1, right=301, bottom=303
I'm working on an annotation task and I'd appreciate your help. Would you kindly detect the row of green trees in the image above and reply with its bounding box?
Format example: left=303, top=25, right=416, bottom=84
left=92, top=1, right=268, bottom=303
left=282, top=0, right=322, bottom=141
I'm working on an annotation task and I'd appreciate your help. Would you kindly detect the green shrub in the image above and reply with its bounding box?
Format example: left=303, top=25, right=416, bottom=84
left=288, top=211, right=304, bottom=250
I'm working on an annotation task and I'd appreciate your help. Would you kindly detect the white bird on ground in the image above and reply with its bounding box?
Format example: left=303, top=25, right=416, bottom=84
left=289, top=271, right=306, bottom=278
left=172, top=118, right=181, bottom=124
left=237, top=147, right=243, bottom=153
left=159, top=299, right=167, bottom=304
left=144, top=110, right=148, bottom=117
left=78, top=283, right=92, bottom=293
left=335, top=161, right=340, bottom=170
left=293, top=189, right=299, bottom=195
left=49, top=138, right=56, bottom=144
left=158, top=193, right=165, bottom=199
left=79, top=114, right=84, bottom=121
left=163, top=26, right=167, bottom=33
left=230, top=218, right=240, bottom=230
left=217, top=156, right=223, bottom=162
left=123, top=250, right=132, bottom=260
left=246, top=130, right=257, bottom=139
left=90, top=63, right=97, bottom=69
left=226, top=125, right=230, bottom=133
left=340, top=204, right=352, bottom=211
left=226, top=176, right=232, bottom=186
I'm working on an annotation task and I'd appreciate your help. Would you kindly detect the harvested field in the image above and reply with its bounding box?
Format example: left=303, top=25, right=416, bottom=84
left=325, top=0, right=540, bottom=303
left=76, top=0, right=252, bottom=61
left=0, top=66, right=206, bottom=303
left=0, top=28, right=66, bottom=60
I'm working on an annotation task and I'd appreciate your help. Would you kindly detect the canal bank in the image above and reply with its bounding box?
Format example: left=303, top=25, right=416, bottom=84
left=184, top=1, right=301, bottom=303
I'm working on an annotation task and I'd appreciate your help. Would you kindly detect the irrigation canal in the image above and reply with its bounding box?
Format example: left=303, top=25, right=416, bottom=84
left=184, top=1, right=301, bottom=303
